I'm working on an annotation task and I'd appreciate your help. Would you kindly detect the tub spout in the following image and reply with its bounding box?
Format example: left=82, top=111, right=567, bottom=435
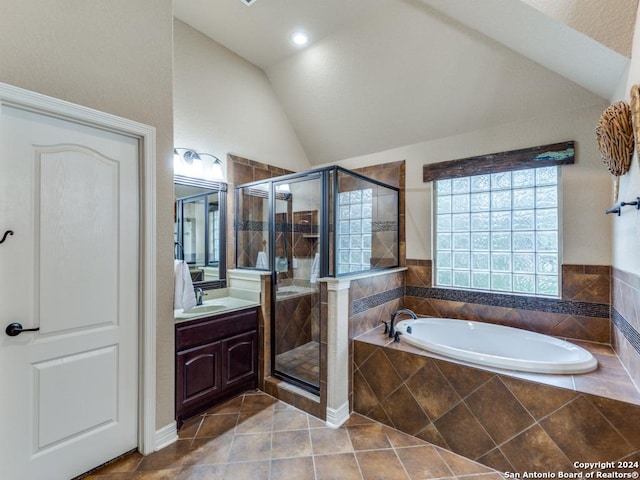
left=389, top=309, right=418, bottom=338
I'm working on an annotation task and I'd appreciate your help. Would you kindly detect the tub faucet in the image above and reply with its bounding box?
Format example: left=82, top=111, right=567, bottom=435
left=195, top=287, right=205, bottom=306
left=389, top=309, right=418, bottom=339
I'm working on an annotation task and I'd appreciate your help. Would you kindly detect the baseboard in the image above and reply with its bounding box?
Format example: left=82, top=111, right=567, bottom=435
left=325, top=402, right=350, bottom=428
left=154, top=421, right=178, bottom=451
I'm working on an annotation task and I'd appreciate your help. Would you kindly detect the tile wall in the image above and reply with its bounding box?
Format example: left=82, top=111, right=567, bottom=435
left=353, top=339, right=640, bottom=474
left=226, top=154, right=294, bottom=271
left=405, top=261, right=611, bottom=343
left=612, top=267, right=640, bottom=390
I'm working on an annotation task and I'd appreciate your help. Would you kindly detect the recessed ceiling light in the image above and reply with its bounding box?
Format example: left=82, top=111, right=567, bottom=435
left=291, top=31, right=309, bottom=46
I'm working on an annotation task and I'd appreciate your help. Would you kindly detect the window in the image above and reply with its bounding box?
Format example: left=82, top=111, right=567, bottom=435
left=338, top=188, right=373, bottom=274
left=434, top=167, right=560, bottom=297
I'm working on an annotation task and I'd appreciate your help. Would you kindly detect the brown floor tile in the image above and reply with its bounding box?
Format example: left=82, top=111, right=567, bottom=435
left=196, top=414, right=238, bottom=438
left=235, top=409, right=274, bottom=434
left=133, top=469, right=182, bottom=479
left=240, top=392, right=278, bottom=412
left=272, top=408, right=309, bottom=431
left=136, top=441, right=191, bottom=471
left=270, top=457, right=315, bottom=480
left=395, top=445, right=453, bottom=479
left=311, top=427, right=354, bottom=455
left=182, top=437, right=233, bottom=466
left=221, top=460, right=269, bottom=480
left=315, top=453, right=363, bottom=480
left=356, top=449, right=409, bottom=480
left=438, top=447, right=497, bottom=476
left=271, top=429, right=312, bottom=458
left=227, top=432, right=272, bottom=462
left=176, top=464, right=226, bottom=479
left=82, top=391, right=503, bottom=480
left=178, top=417, right=203, bottom=440
left=347, top=423, right=393, bottom=451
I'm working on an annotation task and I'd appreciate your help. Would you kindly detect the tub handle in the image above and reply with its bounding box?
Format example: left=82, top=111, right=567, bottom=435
left=381, top=320, right=389, bottom=334
left=394, top=331, right=402, bottom=343
left=406, top=325, right=412, bottom=334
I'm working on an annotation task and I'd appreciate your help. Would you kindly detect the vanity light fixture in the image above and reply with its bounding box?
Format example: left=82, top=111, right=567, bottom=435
left=290, top=31, right=309, bottom=47
left=173, top=147, right=224, bottom=181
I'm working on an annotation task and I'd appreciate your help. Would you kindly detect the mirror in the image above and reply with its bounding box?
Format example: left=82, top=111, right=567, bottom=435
left=174, top=175, right=227, bottom=289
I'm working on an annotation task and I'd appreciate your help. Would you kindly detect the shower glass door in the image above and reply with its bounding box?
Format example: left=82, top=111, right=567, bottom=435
left=272, top=174, right=322, bottom=392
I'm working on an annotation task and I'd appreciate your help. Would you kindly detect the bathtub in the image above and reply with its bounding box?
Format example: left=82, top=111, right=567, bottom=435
left=394, top=317, right=597, bottom=374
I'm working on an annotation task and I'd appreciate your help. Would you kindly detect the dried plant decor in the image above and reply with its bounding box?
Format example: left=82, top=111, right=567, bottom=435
left=595, top=101, right=634, bottom=201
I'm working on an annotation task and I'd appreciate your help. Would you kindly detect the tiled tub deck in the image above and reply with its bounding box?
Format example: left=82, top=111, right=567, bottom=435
left=353, top=327, right=640, bottom=475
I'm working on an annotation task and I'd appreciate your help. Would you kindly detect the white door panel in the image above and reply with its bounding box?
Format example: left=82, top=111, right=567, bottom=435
left=0, top=104, right=139, bottom=479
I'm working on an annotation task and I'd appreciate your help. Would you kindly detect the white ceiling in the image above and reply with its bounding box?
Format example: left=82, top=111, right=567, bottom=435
left=173, top=0, right=635, bottom=165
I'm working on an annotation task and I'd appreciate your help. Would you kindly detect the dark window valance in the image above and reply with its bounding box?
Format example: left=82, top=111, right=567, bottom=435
left=423, top=141, right=575, bottom=183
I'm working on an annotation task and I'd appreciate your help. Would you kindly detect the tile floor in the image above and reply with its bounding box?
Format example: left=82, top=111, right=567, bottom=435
left=275, top=341, right=320, bottom=386
left=83, top=391, right=502, bottom=480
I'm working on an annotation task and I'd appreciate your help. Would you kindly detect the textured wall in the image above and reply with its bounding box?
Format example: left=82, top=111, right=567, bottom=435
left=0, top=0, right=175, bottom=429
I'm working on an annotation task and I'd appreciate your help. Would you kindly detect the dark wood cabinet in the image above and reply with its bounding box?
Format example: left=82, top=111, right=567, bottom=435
left=176, top=307, right=258, bottom=427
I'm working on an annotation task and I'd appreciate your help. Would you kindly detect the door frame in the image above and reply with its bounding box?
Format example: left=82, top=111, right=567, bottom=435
left=0, top=82, right=158, bottom=455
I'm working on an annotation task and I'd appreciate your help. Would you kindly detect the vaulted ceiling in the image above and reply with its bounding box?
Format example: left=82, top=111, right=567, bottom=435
left=173, top=0, right=637, bottom=164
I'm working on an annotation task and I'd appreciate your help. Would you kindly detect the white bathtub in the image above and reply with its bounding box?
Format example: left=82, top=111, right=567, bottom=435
left=394, top=317, right=597, bottom=374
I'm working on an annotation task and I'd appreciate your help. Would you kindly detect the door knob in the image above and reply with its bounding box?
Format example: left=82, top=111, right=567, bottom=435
left=5, top=322, right=39, bottom=337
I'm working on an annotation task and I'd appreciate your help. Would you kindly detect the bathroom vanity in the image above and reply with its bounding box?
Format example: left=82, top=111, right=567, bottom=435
left=175, top=304, right=259, bottom=427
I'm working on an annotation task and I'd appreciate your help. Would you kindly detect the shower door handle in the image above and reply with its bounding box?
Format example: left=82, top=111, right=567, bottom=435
left=5, top=322, right=40, bottom=337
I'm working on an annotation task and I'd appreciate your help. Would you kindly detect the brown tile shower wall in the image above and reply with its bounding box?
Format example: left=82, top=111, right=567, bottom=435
left=274, top=292, right=318, bottom=355
left=226, top=154, right=294, bottom=270
left=612, top=268, right=640, bottom=389
left=347, top=269, right=405, bottom=410
left=353, top=340, right=640, bottom=474
left=404, top=261, right=611, bottom=344
left=351, top=161, right=406, bottom=267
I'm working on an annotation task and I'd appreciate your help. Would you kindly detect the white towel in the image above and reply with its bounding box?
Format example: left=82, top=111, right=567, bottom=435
left=174, top=260, right=197, bottom=312
left=256, top=251, right=268, bottom=269
left=310, top=252, right=320, bottom=284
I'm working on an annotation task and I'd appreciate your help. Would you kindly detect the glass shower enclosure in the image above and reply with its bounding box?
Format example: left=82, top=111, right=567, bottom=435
left=236, top=167, right=399, bottom=393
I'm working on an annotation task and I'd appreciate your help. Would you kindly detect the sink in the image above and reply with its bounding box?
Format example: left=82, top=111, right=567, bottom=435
left=184, top=304, right=227, bottom=315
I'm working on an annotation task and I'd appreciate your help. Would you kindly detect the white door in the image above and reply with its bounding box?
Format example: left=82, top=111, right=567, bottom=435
left=0, top=104, right=139, bottom=479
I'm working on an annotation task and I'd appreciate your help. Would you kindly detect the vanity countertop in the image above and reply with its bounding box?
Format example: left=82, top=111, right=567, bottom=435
left=174, top=296, right=260, bottom=322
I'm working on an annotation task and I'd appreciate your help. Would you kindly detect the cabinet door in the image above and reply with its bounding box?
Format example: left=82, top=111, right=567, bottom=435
left=176, top=341, right=222, bottom=421
left=222, top=330, right=258, bottom=391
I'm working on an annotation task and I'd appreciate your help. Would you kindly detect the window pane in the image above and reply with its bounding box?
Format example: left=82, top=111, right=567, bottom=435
left=436, top=179, right=451, bottom=196
left=491, top=172, right=511, bottom=190
left=453, top=233, right=470, bottom=250
left=471, top=175, right=490, bottom=192
left=471, top=212, right=490, bottom=231
left=491, top=232, right=511, bottom=251
left=437, top=269, right=452, bottom=286
left=452, top=177, right=470, bottom=194
left=437, top=233, right=451, bottom=250
left=437, top=196, right=451, bottom=213
left=513, top=188, right=534, bottom=209
left=513, top=274, right=535, bottom=293
left=437, top=214, right=452, bottom=232
left=513, top=170, right=535, bottom=188
left=452, top=194, right=470, bottom=213
left=513, top=253, right=535, bottom=273
left=434, top=166, right=559, bottom=297
left=452, top=214, right=470, bottom=232
left=437, top=252, right=451, bottom=268
left=470, top=192, right=490, bottom=211
left=472, top=272, right=490, bottom=289
left=453, top=271, right=470, bottom=288
left=491, top=190, right=511, bottom=210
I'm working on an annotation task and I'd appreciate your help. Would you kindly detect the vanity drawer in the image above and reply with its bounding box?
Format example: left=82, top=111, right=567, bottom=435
left=176, top=307, right=258, bottom=351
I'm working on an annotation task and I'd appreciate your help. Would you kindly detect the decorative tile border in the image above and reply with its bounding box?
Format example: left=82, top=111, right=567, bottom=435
left=352, top=286, right=404, bottom=315
left=613, top=308, right=640, bottom=356
left=405, top=286, right=610, bottom=318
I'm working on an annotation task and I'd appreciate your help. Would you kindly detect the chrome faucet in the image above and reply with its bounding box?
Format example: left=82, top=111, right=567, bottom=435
left=388, top=308, right=418, bottom=340
left=195, top=287, right=205, bottom=306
